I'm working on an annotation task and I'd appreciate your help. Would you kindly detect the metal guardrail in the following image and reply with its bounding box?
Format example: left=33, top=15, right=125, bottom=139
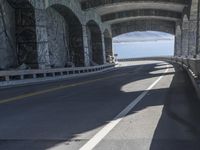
left=0, top=64, right=115, bottom=87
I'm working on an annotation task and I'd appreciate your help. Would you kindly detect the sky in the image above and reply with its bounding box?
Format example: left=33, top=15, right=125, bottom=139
left=112, top=31, right=174, bottom=59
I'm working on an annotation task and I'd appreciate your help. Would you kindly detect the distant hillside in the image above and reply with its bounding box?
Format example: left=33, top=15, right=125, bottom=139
left=113, top=31, right=174, bottom=43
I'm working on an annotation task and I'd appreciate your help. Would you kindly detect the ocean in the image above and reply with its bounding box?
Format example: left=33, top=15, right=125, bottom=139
left=113, top=40, right=174, bottom=59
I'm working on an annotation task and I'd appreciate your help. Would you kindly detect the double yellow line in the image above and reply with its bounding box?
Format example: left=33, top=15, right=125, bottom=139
left=0, top=73, right=127, bottom=105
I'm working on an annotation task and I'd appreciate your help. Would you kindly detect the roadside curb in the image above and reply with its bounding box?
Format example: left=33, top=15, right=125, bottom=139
left=170, top=59, right=200, bottom=100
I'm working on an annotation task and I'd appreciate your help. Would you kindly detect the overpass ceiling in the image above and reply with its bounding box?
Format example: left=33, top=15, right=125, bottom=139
left=79, top=0, right=189, bottom=25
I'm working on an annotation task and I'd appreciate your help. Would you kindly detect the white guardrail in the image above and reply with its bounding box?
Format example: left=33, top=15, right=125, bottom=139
left=0, top=64, right=115, bottom=87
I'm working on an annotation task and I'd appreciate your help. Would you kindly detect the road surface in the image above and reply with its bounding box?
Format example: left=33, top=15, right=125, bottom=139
left=0, top=60, right=200, bottom=150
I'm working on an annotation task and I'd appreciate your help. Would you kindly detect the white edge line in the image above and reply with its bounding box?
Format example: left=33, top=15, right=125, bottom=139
left=79, top=65, right=169, bottom=150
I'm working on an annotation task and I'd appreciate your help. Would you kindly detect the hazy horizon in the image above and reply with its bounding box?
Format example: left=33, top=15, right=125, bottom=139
left=113, top=31, right=174, bottom=59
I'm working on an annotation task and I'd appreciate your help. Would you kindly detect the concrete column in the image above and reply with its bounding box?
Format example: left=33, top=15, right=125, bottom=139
left=34, top=7, right=51, bottom=69
left=188, top=20, right=198, bottom=57
left=174, top=25, right=182, bottom=56
left=188, top=0, right=198, bottom=57
left=101, top=33, right=107, bottom=64
left=181, top=15, right=189, bottom=57
left=82, top=25, right=90, bottom=67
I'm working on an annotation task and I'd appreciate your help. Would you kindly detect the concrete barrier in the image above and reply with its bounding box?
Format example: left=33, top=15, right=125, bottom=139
left=0, top=64, right=115, bottom=87
left=170, top=57, right=200, bottom=99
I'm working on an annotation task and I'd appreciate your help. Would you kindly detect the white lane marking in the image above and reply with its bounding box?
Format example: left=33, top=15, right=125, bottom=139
left=79, top=65, right=169, bottom=150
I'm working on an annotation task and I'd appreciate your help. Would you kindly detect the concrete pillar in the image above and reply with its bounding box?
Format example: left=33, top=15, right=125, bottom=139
left=82, top=25, right=90, bottom=67
left=181, top=15, right=189, bottom=57
left=175, top=25, right=182, bottom=56
left=188, top=20, right=198, bottom=57
left=101, top=33, right=107, bottom=64
left=34, top=6, right=51, bottom=69
left=188, top=0, right=198, bottom=57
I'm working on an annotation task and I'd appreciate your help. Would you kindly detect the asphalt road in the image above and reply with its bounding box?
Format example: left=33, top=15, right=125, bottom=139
left=0, top=60, right=200, bottom=150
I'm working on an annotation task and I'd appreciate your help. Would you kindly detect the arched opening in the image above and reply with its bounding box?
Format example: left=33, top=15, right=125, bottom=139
left=0, top=0, right=37, bottom=69
left=103, top=29, right=113, bottom=63
left=46, top=4, right=84, bottom=68
left=113, top=31, right=174, bottom=59
left=86, top=20, right=104, bottom=65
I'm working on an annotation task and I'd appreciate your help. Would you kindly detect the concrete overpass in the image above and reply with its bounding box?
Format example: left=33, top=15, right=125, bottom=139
left=0, top=0, right=198, bottom=71
left=1, top=0, right=200, bottom=150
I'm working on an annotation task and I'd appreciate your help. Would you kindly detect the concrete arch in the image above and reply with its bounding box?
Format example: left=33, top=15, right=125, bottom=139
left=45, top=0, right=84, bottom=24
left=86, top=20, right=104, bottom=65
left=103, top=29, right=113, bottom=63
left=0, top=0, right=38, bottom=69
left=102, top=9, right=182, bottom=24
left=112, top=19, right=176, bottom=37
left=46, top=4, right=84, bottom=68
left=83, top=7, right=111, bottom=35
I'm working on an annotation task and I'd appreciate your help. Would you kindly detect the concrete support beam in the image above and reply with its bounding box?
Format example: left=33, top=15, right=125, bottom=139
left=175, top=25, right=182, bottom=56
left=181, top=15, right=189, bottom=57
left=188, top=20, right=198, bottom=57
left=82, top=25, right=90, bottom=67
left=35, top=8, right=51, bottom=69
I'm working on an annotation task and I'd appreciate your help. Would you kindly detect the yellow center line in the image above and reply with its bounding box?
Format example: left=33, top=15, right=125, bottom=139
left=0, top=73, right=127, bottom=105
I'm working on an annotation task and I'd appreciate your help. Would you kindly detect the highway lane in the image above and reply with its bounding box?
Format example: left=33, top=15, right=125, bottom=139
left=0, top=60, right=200, bottom=150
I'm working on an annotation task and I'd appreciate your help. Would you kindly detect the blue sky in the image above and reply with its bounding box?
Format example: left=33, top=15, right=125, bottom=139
left=113, top=31, right=174, bottom=59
